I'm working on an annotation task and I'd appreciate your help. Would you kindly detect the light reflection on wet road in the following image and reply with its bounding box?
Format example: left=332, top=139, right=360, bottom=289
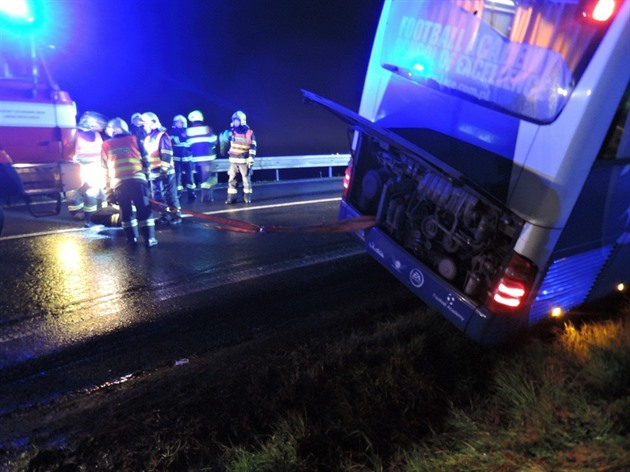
left=0, top=180, right=361, bottom=377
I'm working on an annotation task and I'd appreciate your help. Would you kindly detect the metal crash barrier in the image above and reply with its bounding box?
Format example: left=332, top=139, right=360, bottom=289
left=10, top=154, right=350, bottom=217
left=211, top=153, right=351, bottom=180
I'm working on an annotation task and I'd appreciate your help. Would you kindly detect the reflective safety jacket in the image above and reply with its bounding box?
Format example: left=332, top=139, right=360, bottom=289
left=143, top=129, right=174, bottom=175
left=223, top=125, right=256, bottom=165
left=170, top=126, right=191, bottom=163
left=185, top=124, right=217, bottom=164
left=101, top=133, right=148, bottom=189
left=74, top=129, right=104, bottom=165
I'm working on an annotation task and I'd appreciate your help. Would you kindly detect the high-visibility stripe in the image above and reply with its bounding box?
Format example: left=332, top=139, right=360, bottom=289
left=102, top=134, right=146, bottom=188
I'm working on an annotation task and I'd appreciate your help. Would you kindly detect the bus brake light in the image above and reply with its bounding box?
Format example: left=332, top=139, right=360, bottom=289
left=586, top=0, right=617, bottom=22
left=488, top=253, right=537, bottom=312
left=342, top=164, right=352, bottom=198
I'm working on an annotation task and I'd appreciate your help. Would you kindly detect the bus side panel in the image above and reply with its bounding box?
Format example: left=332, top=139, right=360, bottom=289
left=528, top=162, right=630, bottom=322
left=582, top=162, right=630, bottom=300
left=590, top=240, right=630, bottom=299
left=556, top=163, right=630, bottom=253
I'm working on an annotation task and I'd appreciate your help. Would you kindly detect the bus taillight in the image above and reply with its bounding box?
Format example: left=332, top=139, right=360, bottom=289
left=342, top=164, right=352, bottom=198
left=487, top=253, right=537, bottom=313
left=584, top=0, right=617, bottom=22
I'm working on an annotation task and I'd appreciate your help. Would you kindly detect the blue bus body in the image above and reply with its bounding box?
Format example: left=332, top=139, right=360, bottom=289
left=304, top=0, right=630, bottom=343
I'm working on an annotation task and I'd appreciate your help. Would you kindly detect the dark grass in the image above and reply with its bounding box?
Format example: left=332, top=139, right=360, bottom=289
left=3, top=293, right=630, bottom=471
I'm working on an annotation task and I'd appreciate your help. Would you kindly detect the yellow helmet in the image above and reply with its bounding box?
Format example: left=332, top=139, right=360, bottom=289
left=188, top=110, right=204, bottom=122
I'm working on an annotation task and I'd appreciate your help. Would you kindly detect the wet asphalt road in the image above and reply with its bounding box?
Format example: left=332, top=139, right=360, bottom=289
left=0, top=179, right=372, bottom=416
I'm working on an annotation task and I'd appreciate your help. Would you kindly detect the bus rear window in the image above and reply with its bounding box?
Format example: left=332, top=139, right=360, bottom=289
left=380, top=0, right=615, bottom=123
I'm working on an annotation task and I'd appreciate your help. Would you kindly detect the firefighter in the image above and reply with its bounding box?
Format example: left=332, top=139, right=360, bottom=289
left=185, top=110, right=218, bottom=203
left=130, top=112, right=146, bottom=142
left=0, top=148, right=25, bottom=203
left=67, top=111, right=108, bottom=225
left=142, top=112, right=182, bottom=225
left=101, top=118, right=157, bottom=247
left=0, top=148, right=26, bottom=236
left=170, top=115, right=193, bottom=201
left=219, top=110, right=256, bottom=204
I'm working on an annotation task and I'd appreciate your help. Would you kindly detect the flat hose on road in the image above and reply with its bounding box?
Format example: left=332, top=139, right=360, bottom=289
left=151, top=200, right=376, bottom=234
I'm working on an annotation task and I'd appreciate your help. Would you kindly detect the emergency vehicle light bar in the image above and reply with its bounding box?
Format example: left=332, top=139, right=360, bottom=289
left=0, top=0, right=34, bottom=22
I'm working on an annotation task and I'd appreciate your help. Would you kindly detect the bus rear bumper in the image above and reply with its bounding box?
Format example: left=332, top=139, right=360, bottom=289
left=340, top=201, right=524, bottom=344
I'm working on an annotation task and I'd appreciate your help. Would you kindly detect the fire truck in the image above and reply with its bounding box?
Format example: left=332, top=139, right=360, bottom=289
left=0, top=2, right=81, bottom=217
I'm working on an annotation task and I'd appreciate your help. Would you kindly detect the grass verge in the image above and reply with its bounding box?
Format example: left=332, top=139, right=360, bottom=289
left=6, top=294, right=630, bottom=471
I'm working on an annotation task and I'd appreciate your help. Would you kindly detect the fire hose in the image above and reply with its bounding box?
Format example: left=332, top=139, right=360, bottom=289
left=150, top=200, right=376, bottom=234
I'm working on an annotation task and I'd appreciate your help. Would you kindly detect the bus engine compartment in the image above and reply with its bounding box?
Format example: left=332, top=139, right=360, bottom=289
left=350, top=133, right=525, bottom=307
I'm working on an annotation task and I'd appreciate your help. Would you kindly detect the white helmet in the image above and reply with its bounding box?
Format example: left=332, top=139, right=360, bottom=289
left=231, top=110, right=246, bottom=125
left=78, top=111, right=107, bottom=131
left=131, top=112, right=143, bottom=125
left=106, top=117, right=129, bottom=136
left=141, top=112, right=160, bottom=130
left=173, top=114, right=187, bottom=127
left=188, top=110, right=204, bottom=122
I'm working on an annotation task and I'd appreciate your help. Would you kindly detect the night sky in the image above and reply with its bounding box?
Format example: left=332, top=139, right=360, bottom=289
left=31, top=0, right=384, bottom=156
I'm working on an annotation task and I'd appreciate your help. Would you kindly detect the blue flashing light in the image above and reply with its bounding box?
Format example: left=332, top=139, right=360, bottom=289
left=0, top=0, right=34, bottom=22
left=412, top=63, right=425, bottom=73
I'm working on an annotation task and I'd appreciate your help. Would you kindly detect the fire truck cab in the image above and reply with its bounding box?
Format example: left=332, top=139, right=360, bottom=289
left=0, top=3, right=81, bottom=216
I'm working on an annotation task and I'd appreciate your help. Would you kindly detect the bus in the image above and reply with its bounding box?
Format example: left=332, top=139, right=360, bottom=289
left=303, top=0, right=630, bottom=344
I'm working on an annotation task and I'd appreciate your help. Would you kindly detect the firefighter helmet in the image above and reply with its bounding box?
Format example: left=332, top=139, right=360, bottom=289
left=173, top=114, right=187, bottom=127
left=131, top=112, right=143, bottom=125
left=78, top=111, right=108, bottom=131
left=106, top=118, right=129, bottom=136
left=188, top=110, right=204, bottom=123
left=231, top=110, right=246, bottom=125
left=141, top=112, right=161, bottom=130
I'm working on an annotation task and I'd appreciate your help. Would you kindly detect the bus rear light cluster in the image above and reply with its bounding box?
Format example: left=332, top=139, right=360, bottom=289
left=488, top=253, right=537, bottom=313
left=584, top=0, right=617, bottom=22
left=342, top=164, right=352, bottom=198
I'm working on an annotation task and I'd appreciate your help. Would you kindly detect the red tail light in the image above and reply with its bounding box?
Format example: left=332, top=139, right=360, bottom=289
left=487, top=252, right=537, bottom=313
left=583, top=0, right=617, bottom=22
left=342, top=164, right=352, bottom=198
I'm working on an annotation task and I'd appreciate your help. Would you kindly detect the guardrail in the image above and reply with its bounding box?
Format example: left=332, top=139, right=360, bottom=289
left=212, top=153, right=351, bottom=180
left=8, top=154, right=351, bottom=216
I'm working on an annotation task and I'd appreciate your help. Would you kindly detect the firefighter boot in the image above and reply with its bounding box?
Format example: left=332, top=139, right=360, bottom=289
left=140, top=225, right=158, bottom=248
left=83, top=211, right=94, bottom=228
left=244, top=193, right=252, bottom=204
left=201, top=188, right=214, bottom=203
left=170, top=210, right=183, bottom=225
left=124, top=225, right=139, bottom=246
